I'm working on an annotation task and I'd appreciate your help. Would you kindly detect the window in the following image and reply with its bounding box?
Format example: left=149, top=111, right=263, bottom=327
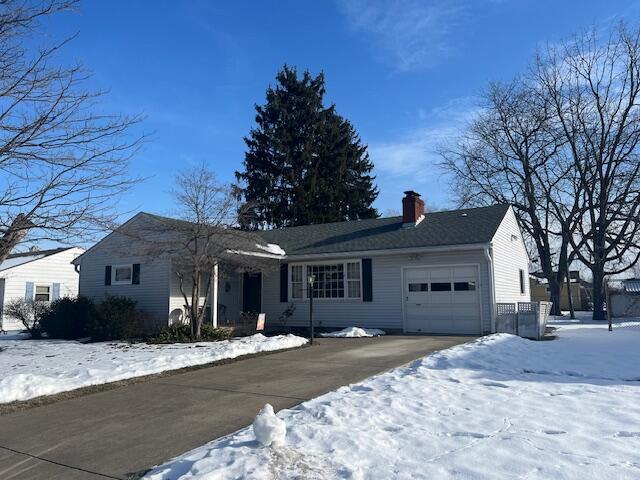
left=519, top=269, right=525, bottom=294
left=34, top=284, right=51, bottom=302
left=308, top=263, right=344, bottom=298
left=291, top=265, right=304, bottom=299
left=454, top=281, right=476, bottom=291
left=408, top=283, right=429, bottom=292
left=290, top=261, right=362, bottom=300
left=430, top=282, right=452, bottom=292
left=112, top=264, right=133, bottom=285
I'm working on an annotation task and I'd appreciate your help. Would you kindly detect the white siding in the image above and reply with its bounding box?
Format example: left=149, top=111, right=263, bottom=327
left=0, top=248, right=83, bottom=330
left=77, top=230, right=171, bottom=328
left=262, top=249, right=493, bottom=333
left=491, top=206, right=531, bottom=304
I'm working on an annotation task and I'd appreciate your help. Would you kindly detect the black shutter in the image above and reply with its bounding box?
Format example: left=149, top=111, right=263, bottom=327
left=362, top=258, right=373, bottom=302
left=132, top=264, right=141, bottom=284
left=104, top=265, right=112, bottom=286
left=280, top=263, right=288, bottom=302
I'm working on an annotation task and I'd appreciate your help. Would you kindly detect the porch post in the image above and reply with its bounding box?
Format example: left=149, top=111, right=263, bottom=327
left=212, top=262, right=219, bottom=328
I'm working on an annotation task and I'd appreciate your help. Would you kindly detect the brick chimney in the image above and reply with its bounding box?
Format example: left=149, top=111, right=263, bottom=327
left=402, top=190, right=425, bottom=227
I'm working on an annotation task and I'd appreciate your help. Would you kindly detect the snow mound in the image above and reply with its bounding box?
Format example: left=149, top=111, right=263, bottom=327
left=0, top=334, right=308, bottom=403
left=253, top=403, right=286, bottom=447
left=144, top=320, right=640, bottom=480
left=320, top=327, right=386, bottom=338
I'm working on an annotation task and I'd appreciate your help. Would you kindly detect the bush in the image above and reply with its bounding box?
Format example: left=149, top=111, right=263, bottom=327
left=40, top=296, right=96, bottom=339
left=147, top=324, right=233, bottom=344
left=92, top=296, right=148, bottom=341
left=3, top=298, right=49, bottom=338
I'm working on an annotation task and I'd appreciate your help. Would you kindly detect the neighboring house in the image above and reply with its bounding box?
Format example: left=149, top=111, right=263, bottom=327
left=0, top=247, right=85, bottom=331
left=610, top=278, right=640, bottom=317
left=74, top=191, right=530, bottom=335
left=529, top=271, right=592, bottom=311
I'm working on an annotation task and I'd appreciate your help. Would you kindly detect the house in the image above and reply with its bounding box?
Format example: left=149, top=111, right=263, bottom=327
left=529, top=271, right=592, bottom=311
left=73, top=191, right=530, bottom=335
left=0, top=247, right=85, bottom=331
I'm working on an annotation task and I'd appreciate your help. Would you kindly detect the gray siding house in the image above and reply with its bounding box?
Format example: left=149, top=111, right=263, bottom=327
left=74, top=191, right=530, bottom=335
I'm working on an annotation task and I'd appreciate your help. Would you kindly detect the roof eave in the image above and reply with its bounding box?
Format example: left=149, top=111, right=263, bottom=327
left=282, top=242, right=492, bottom=261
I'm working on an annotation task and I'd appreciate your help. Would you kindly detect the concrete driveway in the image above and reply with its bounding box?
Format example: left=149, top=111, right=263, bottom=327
left=0, top=335, right=471, bottom=479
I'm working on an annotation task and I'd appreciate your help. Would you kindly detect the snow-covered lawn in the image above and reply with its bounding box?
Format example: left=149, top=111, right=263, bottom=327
left=147, top=319, right=640, bottom=480
left=0, top=334, right=307, bottom=403
left=320, top=327, right=386, bottom=338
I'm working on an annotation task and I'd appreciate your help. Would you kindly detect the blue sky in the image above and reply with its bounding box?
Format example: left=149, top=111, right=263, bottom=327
left=43, top=0, right=640, bottom=218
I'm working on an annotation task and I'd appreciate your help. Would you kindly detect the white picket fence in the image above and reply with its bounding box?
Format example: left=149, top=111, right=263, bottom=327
left=496, top=301, right=552, bottom=340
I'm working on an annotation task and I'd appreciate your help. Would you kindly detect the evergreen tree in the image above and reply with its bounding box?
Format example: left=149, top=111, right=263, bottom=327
left=235, top=66, right=378, bottom=229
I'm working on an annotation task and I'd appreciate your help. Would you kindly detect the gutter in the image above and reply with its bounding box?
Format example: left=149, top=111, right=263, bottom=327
left=282, top=242, right=491, bottom=261
left=484, top=245, right=497, bottom=333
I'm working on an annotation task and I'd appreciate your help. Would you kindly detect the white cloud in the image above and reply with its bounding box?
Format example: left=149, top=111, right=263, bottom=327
left=339, top=0, right=470, bottom=71
left=369, top=97, right=480, bottom=180
left=368, top=97, right=481, bottom=208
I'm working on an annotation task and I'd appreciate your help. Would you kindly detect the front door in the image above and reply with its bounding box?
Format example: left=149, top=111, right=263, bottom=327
left=242, top=272, right=262, bottom=313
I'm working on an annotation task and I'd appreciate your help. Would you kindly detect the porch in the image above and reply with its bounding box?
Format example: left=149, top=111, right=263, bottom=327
left=167, top=259, right=269, bottom=330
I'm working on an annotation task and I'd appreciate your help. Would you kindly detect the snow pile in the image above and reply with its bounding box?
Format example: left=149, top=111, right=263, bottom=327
left=320, top=327, right=386, bottom=338
left=0, top=334, right=307, bottom=403
left=145, top=321, right=640, bottom=480
left=253, top=404, right=286, bottom=447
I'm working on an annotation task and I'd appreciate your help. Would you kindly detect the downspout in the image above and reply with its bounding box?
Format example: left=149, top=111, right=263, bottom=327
left=484, top=245, right=497, bottom=333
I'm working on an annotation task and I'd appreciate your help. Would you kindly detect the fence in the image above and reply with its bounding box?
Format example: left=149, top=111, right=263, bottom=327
left=495, top=301, right=552, bottom=340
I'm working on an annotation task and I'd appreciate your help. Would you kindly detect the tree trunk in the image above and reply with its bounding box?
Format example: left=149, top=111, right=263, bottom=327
left=548, top=278, right=563, bottom=316
left=0, top=214, right=34, bottom=262
left=591, top=268, right=606, bottom=320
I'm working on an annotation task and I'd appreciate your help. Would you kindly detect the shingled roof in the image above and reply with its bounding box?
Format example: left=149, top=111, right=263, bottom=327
left=257, top=204, right=511, bottom=257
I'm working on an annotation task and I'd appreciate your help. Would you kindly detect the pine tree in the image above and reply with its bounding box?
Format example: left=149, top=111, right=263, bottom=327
left=235, top=66, right=378, bottom=229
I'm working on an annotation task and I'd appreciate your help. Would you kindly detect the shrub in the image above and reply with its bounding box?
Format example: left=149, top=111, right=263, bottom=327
left=147, top=324, right=233, bottom=344
left=92, top=296, right=147, bottom=341
left=40, top=296, right=96, bottom=339
left=4, top=298, right=49, bottom=339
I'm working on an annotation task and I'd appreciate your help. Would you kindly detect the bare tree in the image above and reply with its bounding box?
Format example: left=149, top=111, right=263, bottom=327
left=0, top=0, right=143, bottom=261
left=122, top=165, right=280, bottom=339
left=535, top=24, right=640, bottom=320
left=442, top=24, right=640, bottom=320
left=440, top=80, right=582, bottom=315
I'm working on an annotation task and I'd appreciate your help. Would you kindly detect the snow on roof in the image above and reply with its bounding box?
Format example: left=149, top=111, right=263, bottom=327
left=256, top=243, right=286, bottom=256
left=0, top=247, right=75, bottom=272
left=0, top=253, right=46, bottom=271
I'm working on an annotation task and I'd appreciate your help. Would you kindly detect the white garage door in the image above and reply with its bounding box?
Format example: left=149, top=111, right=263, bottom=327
left=404, top=265, right=481, bottom=334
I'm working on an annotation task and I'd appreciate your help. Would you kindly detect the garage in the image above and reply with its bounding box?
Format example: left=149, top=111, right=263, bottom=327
left=404, top=265, right=482, bottom=334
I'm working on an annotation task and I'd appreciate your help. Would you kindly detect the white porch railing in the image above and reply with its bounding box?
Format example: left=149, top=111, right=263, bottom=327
left=496, top=301, right=552, bottom=340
